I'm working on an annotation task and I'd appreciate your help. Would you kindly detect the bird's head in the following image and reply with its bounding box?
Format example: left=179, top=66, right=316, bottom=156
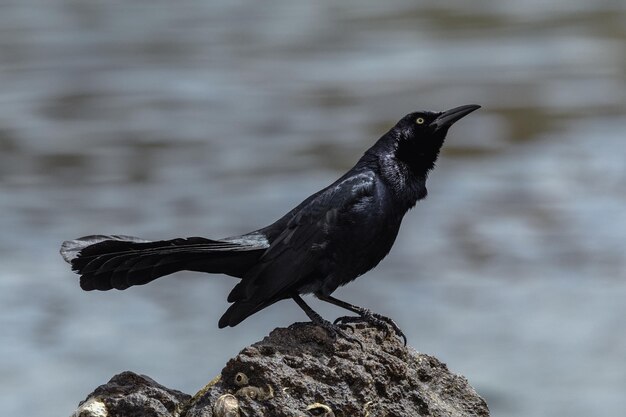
left=381, top=104, right=481, bottom=177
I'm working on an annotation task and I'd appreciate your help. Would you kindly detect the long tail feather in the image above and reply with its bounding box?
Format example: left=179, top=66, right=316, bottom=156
left=61, top=234, right=267, bottom=291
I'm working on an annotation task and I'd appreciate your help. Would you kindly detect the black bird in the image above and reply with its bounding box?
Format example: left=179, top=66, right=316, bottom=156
left=61, top=104, right=480, bottom=343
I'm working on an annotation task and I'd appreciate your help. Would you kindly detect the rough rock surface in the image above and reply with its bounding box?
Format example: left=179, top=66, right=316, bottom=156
left=72, top=371, right=191, bottom=417
left=73, top=322, right=489, bottom=417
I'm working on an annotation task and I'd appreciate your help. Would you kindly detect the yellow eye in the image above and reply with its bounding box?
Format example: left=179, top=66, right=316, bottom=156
left=416, top=117, right=425, bottom=125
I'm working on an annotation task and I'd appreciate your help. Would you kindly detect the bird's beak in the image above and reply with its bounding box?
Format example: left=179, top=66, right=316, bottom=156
left=430, top=104, right=481, bottom=130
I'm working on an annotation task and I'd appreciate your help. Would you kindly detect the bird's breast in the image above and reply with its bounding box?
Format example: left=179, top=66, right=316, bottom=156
left=313, top=213, right=403, bottom=296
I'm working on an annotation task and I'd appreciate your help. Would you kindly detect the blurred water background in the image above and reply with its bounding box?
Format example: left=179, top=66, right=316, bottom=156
left=1, top=1, right=625, bottom=416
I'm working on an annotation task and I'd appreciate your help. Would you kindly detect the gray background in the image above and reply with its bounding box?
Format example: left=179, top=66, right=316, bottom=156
left=1, top=1, right=625, bottom=416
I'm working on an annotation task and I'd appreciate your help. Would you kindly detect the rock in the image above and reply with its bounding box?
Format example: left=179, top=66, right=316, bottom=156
left=72, top=371, right=191, bottom=417
left=72, top=323, right=489, bottom=417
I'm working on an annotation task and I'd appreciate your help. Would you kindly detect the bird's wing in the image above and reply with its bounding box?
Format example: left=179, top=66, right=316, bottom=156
left=219, top=171, right=378, bottom=327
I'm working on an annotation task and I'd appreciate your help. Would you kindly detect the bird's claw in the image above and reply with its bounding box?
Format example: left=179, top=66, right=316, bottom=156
left=314, top=319, right=363, bottom=348
left=334, top=313, right=407, bottom=346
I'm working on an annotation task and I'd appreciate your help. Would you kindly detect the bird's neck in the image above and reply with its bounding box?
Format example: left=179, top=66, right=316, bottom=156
left=377, top=154, right=428, bottom=210
left=358, top=149, right=428, bottom=211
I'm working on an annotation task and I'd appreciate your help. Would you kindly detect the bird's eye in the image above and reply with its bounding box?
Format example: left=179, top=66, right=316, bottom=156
left=415, top=117, right=425, bottom=125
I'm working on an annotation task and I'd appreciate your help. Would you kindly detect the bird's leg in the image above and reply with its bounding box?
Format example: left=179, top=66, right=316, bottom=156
left=316, top=294, right=407, bottom=346
left=292, top=295, right=361, bottom=346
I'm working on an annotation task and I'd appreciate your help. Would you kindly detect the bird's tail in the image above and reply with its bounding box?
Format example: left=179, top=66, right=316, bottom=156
left=60, top=234, right=267, bottom=291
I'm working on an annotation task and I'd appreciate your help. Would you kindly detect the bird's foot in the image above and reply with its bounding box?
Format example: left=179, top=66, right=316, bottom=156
left=312, top=318, right=362, bottom=348
left=334, top=311, right=407, bottom=346
left=292, top=295, right=362, bottom=347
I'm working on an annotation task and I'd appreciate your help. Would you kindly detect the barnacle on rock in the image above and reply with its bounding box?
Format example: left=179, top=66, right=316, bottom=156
left=306, top=402, right=335, bottom=417
left=213, top=394, right=240, bottom=417
left=235, top=384, right=274, bottom=401
left=234, top=372, right=248, bottom=386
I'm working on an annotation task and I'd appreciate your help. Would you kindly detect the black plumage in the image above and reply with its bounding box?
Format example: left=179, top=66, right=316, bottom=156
left=61, top=104, right=480, bottom=343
